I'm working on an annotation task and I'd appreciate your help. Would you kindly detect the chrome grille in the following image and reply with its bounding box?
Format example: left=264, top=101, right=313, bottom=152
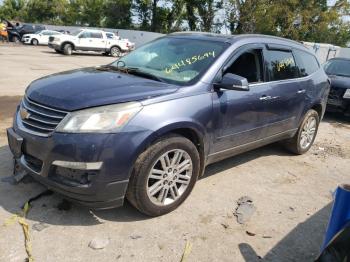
left=20, top=96, right=67, bottom=136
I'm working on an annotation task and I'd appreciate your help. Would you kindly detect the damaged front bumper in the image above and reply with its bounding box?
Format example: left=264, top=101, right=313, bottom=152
left=7, top=125, right=131, bottom=209
left=326, top=87, right=350, bottom=115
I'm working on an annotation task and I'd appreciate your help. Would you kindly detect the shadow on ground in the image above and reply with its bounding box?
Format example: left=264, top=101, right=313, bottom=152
left=239, top=203, right=331, bottom=262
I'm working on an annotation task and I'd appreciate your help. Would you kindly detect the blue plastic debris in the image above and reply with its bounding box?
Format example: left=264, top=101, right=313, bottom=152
left=322, top=184, right=350, bottom=250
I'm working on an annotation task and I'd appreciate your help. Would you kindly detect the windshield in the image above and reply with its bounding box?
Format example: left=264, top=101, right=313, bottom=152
left=111, top=37, right=228, bottom=85
left=70, top=29, right=83, bottom=36
left=324, top=59, right=350, bottom=77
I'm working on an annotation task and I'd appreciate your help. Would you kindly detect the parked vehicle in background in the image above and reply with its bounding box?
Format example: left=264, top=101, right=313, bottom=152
left=324, top=58, right=350, bottom=116
left=57, top=30, right=70, bottom=35
left=105, top=31, right=135, bottom=51
left=6, top=20, right=45, bottom=43
left=7, top=33, right=329, bottom=216
left=22, top=30, right=63, bottom=45
left=48, top=29, right=135, bottom=57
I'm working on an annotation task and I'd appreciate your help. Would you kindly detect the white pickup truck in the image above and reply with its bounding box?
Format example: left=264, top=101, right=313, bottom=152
left=48, top=29, right=135, bottom=57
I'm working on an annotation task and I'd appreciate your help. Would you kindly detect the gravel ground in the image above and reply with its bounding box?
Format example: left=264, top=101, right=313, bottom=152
left=0, top=44, right=349, bottom=262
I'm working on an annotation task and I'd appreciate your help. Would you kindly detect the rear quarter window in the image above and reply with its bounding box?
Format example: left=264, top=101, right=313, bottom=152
left=293, top=49, right=320, bottom=77
left=265, top=50, right=299, bottom=81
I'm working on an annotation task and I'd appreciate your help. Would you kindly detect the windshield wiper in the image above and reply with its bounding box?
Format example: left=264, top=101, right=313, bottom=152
left=334, top=73, right=350, bottom=78
left=125, top=67, right=165, bottom=82
left=96, top=64, right=121, bottom=71
left=96, top=65, right=164, bottom=82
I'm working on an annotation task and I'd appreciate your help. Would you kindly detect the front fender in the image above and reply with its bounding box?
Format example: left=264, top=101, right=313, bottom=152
left=125, top=93, right=214, bottom=167
left=142, top=119, right=208, bottom=152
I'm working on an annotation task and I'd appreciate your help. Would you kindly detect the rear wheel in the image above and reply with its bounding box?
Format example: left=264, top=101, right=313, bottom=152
left=63, top=44, right=73, bottom=55
left=12, top=36, right=20, bottom=43
left=284, top=109, right=320, bottom=154
left=110, top=46, right=121, bottom=57
left=31, top=39, right=39, bottom=45
left=127, top=135, right=200, bottom=216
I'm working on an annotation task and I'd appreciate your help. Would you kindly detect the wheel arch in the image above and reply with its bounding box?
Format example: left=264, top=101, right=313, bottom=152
left=60, top=41, right=75, bottom=50
left=110, top=45, right=122, bottom=51
left=134, top=122, right=208, bottom=178
left=299, top=102, right=324, bottom=127
left=311, top=103, right=324, bottom=119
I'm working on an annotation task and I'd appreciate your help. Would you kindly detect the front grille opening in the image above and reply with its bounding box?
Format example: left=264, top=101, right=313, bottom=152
left=24, top=154, right=43, bottom=173
left=50, top=166, right=97, bottom=186
left=20, top=96, right=68, bottom=136
left=329, top=87, right=346, bottom=100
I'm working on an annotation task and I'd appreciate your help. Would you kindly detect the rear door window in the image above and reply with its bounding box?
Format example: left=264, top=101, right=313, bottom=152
left=91, top=32, right=103, bottom=39
left=293, top=50, right=320, bottom=77
left=106, top=33, right=114, bottom=39
left=265, top=49, right=299, bottom=81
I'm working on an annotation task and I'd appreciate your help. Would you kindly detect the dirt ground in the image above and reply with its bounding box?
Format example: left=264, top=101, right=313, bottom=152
left=0, top=44, right=349, bottom=262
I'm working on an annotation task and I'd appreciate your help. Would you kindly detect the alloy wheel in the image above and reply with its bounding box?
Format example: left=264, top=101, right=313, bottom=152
left=147, top=149, right=193, bottom=206
left=300, top=116, right=317, bottom=149
left=111, top=47, right=120, bottom=57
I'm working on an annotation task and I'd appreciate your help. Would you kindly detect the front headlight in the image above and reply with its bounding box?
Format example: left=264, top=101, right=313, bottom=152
left=56, top=102, right=142, bottom=133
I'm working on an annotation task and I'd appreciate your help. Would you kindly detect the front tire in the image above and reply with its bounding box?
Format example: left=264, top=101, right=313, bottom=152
left=127, top=135, right=200, bottom=216
left=284, top=109, right=320, bottom=154
left=12, top=36, right=20, bottom=43
left=31, top=39, right=39, bottom=45
left=63, top=43, right=73, bottom=55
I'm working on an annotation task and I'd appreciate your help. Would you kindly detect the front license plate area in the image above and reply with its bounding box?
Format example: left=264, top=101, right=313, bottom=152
left=7, top=128, right=23, bottom=158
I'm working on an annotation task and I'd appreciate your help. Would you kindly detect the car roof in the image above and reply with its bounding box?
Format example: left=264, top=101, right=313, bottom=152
left=169, top=32, right=311, bottom=53
left=81, top=29, right=103, bottom=33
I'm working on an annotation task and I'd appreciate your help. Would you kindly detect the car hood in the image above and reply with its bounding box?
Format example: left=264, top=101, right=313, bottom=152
left=22, top=34, right=35, bottom=38
left=26, top=67, right=179, bottom=111
left=329, top=75, right=350, bottom=89
left=55, top=34, right=77, bottom=41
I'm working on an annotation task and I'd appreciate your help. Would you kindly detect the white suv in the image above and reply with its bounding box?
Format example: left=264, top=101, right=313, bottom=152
left=48, top=29, right=135, bottom=57
left=22, top=30, right=63, bottom=45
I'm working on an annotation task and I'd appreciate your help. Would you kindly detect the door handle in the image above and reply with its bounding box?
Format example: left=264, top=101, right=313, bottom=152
left=259, top=95, right=272, bottom=101
left=297, top=89, right=306, bottom=94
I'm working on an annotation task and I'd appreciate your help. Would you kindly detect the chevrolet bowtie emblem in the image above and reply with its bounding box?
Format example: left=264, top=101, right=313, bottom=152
left=20, top=107, right=31, bottom=120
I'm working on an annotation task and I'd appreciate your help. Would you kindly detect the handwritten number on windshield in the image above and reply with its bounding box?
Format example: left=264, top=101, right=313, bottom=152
left=164, top=51, right=216, bottom=74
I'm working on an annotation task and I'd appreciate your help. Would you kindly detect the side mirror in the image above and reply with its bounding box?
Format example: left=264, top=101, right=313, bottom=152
left=216, top=73, right=249, bottom=91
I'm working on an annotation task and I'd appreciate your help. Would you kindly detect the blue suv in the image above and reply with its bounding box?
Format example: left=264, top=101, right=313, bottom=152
left=7, top=33, right=330, bottom=216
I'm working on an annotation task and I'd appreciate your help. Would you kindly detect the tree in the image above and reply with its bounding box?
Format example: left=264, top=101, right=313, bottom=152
left=23, top=0, right=68, bottom=24
left=226, top=0, right=350, bottom=46
left=103, top=0, right=132, bottom=29
left=197, top=0, right=223, bottom=32
left=133, top=0, right=152, bottom=30
left=0, top=0, right=26, bottom=20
